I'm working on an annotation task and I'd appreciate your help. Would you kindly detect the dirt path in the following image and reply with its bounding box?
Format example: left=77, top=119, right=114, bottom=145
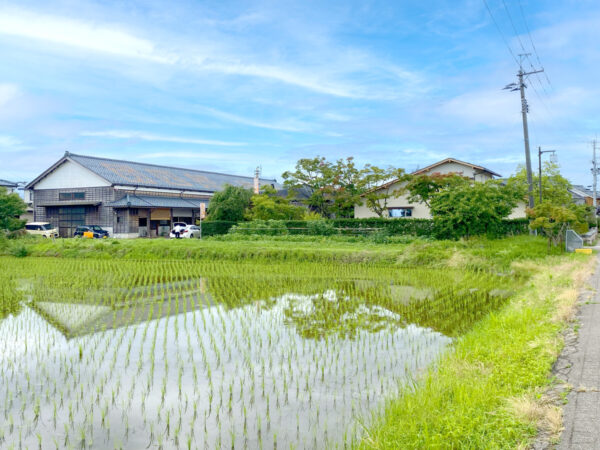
left=554, top=255, right=600, bottom=449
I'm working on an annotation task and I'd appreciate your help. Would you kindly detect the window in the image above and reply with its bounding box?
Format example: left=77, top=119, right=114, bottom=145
left=388, top=208, right=413, bottom=218
left=59, top=192, right=86, bottom=201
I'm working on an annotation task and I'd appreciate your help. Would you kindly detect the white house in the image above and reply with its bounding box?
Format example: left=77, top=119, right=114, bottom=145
left=354, top=158, right=527, bottom=219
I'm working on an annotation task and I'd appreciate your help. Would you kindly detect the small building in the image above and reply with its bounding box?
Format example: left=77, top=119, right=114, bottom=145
left=569, top=185, right=597, bottom=206
left=0, top=179, right=18, bottom=194
left=354, top=157, right=526, bottom=219
left=26, top=152, right=278, bottom=238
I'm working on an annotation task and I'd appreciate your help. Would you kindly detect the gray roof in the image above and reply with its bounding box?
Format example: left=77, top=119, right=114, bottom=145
left=28, top=152, right=278, bottom=192
left=107, top=195, right=208, bottom=209
left=0, top=179, right=18, bottom=188
left=570, top=185, right=593, bottom=198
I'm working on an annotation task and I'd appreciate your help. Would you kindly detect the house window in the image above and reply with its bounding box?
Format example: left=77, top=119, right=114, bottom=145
left=388, top=208, right=413, bottom=218
left=59, top=192, right=86, bottom=201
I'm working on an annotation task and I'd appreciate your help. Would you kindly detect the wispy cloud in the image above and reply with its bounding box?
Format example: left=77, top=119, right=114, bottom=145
left=0, top=7, right=419, bottom=99
left=197, top=106, right=312, bottom=132
left=0, top=83, right=20, bottom=108
left=0, top=7, right=175, bottom=64
left=80, top=130, right=246, bottom=146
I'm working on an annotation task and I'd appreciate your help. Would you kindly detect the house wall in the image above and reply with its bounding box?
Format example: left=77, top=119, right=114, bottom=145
left=354, top=181, right=432, bottom=219
left=33, top=187, right=116, bottom=235
left=35, top=160, right=111, bottom=189
left=417, top=162, right=493, bottom=182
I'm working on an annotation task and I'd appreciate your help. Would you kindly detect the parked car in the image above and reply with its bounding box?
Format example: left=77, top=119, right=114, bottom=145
left=25, top=222, right=59, bottom=238
left=73, top=225, right=109, bottom=239
left=169, top=225, right=201, bottom=239
left=169, top=222, right=188, bottom=238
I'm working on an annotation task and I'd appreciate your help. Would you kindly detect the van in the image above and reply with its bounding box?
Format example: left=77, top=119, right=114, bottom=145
left=25, top=222, right=59, bottom=238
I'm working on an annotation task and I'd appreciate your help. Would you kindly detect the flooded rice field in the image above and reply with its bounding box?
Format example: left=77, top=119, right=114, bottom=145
left=0, top=257, right=515, bottom=449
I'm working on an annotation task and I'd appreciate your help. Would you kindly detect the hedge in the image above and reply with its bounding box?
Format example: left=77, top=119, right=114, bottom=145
left=198, top=220, right=237, bottom=236
left=226, top=218, right=530, bottom=238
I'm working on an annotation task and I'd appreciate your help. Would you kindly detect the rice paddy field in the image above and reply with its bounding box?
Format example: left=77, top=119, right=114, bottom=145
left=0, top=236, right=593, bottom=449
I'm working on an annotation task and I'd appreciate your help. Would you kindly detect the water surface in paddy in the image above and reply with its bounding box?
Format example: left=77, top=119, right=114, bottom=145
left=0, top=257, right=514, bottom=449
left=1, top=289, right=450, bottom=449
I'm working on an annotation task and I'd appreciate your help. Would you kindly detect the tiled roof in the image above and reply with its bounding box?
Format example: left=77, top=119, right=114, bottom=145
left=107, top=195, right=208, bottom=209
left=0, top=179, right=18, bottom=187
left=28, top=152, right=277, bottom=192
left=570, top=185, right=593, bottom=198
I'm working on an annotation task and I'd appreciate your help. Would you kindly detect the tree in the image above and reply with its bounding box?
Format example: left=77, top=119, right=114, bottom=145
left=528, top=203, right=579, bottom=250
left=506, top=161, right=572, bottom=206
left=245, top=186, right=306, bottom=220
left=206, top=185, right=253, bottom=222
left=359, top=165, right=408, bottom=217
left=428, top=179, right=522, bottom=239
left=405, top=173, right=468, bottom=207
left=327, top=157, right=363, bottom=218
left=0, top=187, right=26, bottom=232
left=282, top=157, right=333, bottom=217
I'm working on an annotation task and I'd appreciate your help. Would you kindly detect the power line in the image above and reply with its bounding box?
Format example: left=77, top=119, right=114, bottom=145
left=517, top=0, right=554, bottom=89
left=482, top=0, right=519, bottom=65
left=501, top=0, right=530, bottom=56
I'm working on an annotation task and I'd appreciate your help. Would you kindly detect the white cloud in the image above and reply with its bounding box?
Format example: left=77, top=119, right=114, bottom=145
left=438, top=89, right=522, bottom=127
left=0, top=83, right=20, bottom=108
left=0, top=135, right=22, bottom=147
left=197, top=106, right=312, bottom=132
left=0, top=7, right=419, bottom=99
left=0, top=7, right=175, bottom=64
left=80, top=130, right=245, bottom=146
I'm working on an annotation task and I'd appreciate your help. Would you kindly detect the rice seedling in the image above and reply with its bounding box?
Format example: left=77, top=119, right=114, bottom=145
left=0, top=254, right=520, bottom=448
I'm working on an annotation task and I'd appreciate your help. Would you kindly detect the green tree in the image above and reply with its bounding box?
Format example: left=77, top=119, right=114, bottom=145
left=282, top=157, right=333, bottom=217
left=245, top=185, right=306, bottom=220
left=429, top=179, right=522, bottom=239
left=359, top=165, right=408, bottom=217
left=206, top=185, right=253, bottom=222
left=528, top=203, right=579, bottom=250
left=405, top=173, right=468, bottom=207
left=283, top=156, right=363, bottom=218
left=0, top=187, right=26, bottom=232
left=506, top=161, right=572, bottom=206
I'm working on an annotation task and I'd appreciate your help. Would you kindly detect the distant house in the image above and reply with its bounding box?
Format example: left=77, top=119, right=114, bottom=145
left=354, top=157, right=527, bottom=219
left=26, top=152, right=278, bottom=238
left=0, top=179, right=18, bottom=194
left=569, top=185, right=597, bottom=207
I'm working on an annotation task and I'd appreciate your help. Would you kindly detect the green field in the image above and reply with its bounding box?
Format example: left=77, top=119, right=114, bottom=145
left=0, top=235, right=592, bottom=449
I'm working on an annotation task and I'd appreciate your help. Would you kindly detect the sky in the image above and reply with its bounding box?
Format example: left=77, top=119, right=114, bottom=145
left=0, top=0, right=599, bottom=186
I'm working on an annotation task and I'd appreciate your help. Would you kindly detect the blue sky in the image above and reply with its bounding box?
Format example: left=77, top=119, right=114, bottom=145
left=0, top=0, right=599, bottom=186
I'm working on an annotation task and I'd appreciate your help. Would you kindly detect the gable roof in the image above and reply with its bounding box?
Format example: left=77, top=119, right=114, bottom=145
left=27, top=152, right=278, bottom=192
left=570, top=185, right=593, bottom=199
left=412, top=158, right=502, bottom=178
left=359, top=157, right=502, bottom=196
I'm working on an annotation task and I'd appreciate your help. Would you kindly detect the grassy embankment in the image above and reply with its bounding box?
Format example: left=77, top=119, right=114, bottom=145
left=0, top=234, right=593, bottom=448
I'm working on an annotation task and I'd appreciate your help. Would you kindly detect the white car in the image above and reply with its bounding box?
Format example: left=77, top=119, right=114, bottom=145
left=169, top=225, right=201, bottom=239
left=25, top=222, right=59, bottom=238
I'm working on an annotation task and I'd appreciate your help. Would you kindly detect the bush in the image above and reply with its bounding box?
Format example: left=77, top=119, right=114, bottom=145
left=229, top=220, right=289, bottom=236
left=198, top=221, right=237, bottom=236
left=10, top=243, right=29, bottom=257
left=306, top=220, right=337, bottom=236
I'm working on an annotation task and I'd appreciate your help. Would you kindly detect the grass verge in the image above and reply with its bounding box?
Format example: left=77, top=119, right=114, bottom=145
left=359, top=254, right=595, bottom=449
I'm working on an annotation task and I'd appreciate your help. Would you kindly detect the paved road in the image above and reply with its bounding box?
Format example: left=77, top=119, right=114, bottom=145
left=557, top=255, right=600, bottom=449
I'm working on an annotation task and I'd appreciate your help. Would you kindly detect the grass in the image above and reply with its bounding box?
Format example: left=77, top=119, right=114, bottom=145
left=360, top=255, right=594, bottom=449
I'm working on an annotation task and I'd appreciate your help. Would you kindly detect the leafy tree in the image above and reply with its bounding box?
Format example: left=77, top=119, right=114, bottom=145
left=506, top=161, right=572, bottom=206
left=359, top=165, right=408, bottom=217
left=0, top=187, right=26, bottom=232
left=282, top=157, right=333, bottom=217
left=206, top=185, right=252, bottom=222
left=528, top=203, right=579, bottom=250
left=282, top=156, right=363, bottom=218
left=405, top=173, right=468, bottom=207
left=245, top=186, right=305, bottom=220
left=429, top=179, right=522, bottom=239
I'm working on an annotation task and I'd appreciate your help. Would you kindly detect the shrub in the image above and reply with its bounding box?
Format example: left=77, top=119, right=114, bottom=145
left=306, top=220, right=337, bottom=236
left=229, top=220, right=289, bottom=236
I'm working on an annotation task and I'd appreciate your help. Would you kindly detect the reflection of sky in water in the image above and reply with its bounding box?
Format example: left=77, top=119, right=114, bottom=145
left=1, top=291, right=451, bottom=449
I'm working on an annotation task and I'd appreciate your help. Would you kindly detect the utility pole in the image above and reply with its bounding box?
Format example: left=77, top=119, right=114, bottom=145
left=504, top=54, right=544, bottom=210
left=593, top=140, right=598, bottom=213
left=538, top=147, right=556, bottom=204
